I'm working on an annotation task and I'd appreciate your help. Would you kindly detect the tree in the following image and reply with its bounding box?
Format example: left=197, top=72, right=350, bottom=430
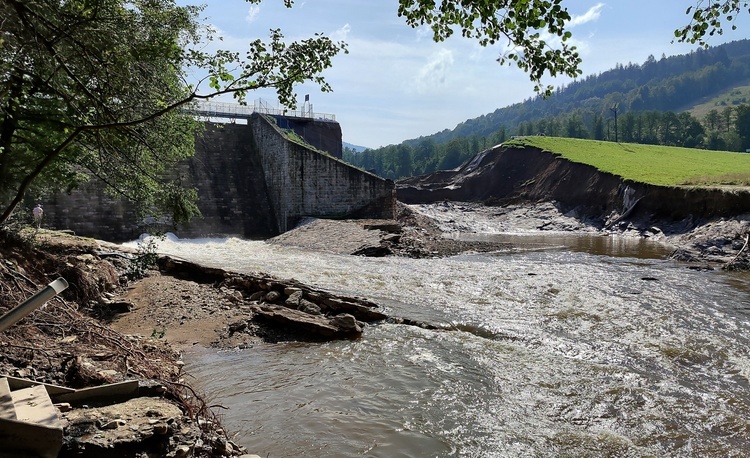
left=735, top=104, right=750, bottom=150
left=438, top=139, right=467, bottom=170
left=397, top=0, right=581, bottom=96
left=676, top=1, right=750, bottom=46
left=0, top=0, right=345, bottom=225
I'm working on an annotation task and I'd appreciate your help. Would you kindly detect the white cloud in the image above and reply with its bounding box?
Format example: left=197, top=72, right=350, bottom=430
left=415, top=25, right=432, bottom=42
left=569, top=3, right=605, bottom=28
left=331, top=23, right=351, bottom=42
left=413, top=48, right=455, bottom=94
left=245, top=5, right=260, bottom=24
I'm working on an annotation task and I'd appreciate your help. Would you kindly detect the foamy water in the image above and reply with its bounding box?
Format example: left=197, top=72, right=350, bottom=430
left=127, top=225, right=750, bottom=457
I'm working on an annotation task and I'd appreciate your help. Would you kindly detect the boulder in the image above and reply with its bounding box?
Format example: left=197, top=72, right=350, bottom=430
left=253, top=305, right=363, bottom=339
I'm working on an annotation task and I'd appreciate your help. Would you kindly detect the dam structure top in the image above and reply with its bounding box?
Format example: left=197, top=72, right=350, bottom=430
left=189, top=100, right=337, bottom=123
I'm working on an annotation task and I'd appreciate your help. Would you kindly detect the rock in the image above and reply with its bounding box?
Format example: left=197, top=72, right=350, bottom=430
left=330, top=314, right=362, bottom=334
left=223, top=289, right=244, bottom=303
left=213, top=437, right=233, bottom=456
left=228, top=320, right=248, bottom=335
left=254, top=305, right=361, bottom=339
left=264, top=290, right=281, bottom=303
left=153, top=423, right=170, bottom=435
left=705, top=246, right=725, bottom=256
left=298, top=299, right=322, bottom=315
left=383, top=234, right=401, bottom=243
left=283, top=286, right=302, bottom=296
left=321, top=297, right=387, bottom=321
left=62, top=397, right=183, bottom=452
left=285, top=290, right=303, bottom=308
left=55, top=402, right=73, bottom=413
left=13, top=367, right=34, bottom=378
left=351, top=244, right=392, bottom=257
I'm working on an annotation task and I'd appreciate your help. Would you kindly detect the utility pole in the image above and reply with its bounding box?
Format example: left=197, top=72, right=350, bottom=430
left=610, top=105, right=619, bottom=143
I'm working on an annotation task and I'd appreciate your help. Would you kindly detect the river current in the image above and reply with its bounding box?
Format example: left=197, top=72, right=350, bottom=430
left=138, top=217, right=750, bottom=457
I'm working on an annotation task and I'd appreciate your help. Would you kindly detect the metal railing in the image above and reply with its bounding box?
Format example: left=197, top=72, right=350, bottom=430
left=188, top=100, right=336, bottom=122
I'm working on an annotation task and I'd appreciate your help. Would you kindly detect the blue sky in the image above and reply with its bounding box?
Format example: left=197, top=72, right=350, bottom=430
left=181, top=1, right=750, bottom=149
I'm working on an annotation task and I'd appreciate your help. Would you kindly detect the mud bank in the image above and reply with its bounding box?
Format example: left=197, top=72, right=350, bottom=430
left=396, top=145, right=750, bottom=268
left=397, top=145, right=750, bottom=222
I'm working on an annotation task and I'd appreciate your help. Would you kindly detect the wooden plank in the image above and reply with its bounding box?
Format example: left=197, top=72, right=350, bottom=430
left=0, top=378, right=15, bottom=421
left=0, top=416, right=63, bottom=458
left=0, top=384, right=62, bottom=458
left=10, top=385, right=60, bottom=429
left=3, top=375, right=76, bottom=396
left=52, top=380, right=140, bottom=404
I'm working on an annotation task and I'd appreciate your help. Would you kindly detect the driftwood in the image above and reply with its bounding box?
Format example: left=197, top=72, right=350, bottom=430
left=725, top=233, right=750, bottom=270
left=606, top=196, right=645, bottom=229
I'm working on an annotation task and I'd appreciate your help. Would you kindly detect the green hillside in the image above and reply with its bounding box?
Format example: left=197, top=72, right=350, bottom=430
left=687, top=83, right=750, bottom=119
left=507, top=137, right=750, bottom=187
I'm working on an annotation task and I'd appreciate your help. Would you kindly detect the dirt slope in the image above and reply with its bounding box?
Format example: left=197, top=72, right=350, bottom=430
left=397, top=145, right=750, bottom=228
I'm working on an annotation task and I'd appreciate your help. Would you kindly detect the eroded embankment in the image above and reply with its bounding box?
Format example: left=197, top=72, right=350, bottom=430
left=396, top=145, right=750, bottom=226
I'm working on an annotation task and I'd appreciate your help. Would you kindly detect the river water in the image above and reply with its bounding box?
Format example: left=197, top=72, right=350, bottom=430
left=144, top=217, right=750, bottom=457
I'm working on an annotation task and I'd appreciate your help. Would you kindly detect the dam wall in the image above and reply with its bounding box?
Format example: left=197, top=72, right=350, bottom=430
left=44, top=115, right=394, bottom=242
left=251, top=115, right=395, bottom=233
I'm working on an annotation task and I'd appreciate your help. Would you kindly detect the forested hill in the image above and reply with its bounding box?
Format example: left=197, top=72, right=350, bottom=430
left=418, top=39, right=750, bottom=145
left=344, top=39, right=750, bottom=179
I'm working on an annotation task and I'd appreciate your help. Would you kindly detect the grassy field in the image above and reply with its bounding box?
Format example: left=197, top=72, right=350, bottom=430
left=686, top=82, right=750, bottom=120
left=506, top=137, right=750, bottom=187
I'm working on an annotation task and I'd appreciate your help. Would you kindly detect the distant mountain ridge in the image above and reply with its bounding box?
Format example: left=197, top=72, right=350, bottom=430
left=404, top=39, right=750, bottom=147
left=343, top=141, right=368, bottom=153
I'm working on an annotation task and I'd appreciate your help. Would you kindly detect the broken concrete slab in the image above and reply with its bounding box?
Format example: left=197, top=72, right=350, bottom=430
left=254, top=305, right=362, bottom=338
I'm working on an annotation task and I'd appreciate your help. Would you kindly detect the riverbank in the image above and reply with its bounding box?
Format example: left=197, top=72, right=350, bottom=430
left=271, top=201, right=750, bottom=269
left=0, top=200, right=748, bottom=455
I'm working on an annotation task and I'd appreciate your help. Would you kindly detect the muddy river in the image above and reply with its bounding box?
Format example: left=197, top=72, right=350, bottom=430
left=148, top=216, right=750, bottom=457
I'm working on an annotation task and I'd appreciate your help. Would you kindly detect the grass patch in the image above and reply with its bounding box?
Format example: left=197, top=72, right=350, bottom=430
left=687, top=82, right=750, bottom=120
left=506, top=136, right=750, bottom=186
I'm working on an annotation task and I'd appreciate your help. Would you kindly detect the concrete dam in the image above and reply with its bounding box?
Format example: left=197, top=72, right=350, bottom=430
left=45, top=113, right=395, bottom=242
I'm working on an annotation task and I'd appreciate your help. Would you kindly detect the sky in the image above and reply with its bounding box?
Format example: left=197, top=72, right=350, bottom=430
left=179, top=1, right=750, bottom=149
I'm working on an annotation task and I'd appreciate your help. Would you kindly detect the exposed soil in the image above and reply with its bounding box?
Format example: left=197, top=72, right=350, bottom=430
left=0, top=230, right=249, bottom=457
left=397, top=145, right=750, bottom=225
left=110, top=274, right=255, bottom=350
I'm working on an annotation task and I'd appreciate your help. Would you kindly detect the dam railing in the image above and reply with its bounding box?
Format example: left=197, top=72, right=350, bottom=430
left=188, top=100, right=336, bottom=122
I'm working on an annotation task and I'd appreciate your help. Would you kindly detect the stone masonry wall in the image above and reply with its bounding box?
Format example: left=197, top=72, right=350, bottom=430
left=176, top=123, right=277, bottom=239
left=250, top=114, right=395, bottom=233
left=270, top=115, right=343, bottom=159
